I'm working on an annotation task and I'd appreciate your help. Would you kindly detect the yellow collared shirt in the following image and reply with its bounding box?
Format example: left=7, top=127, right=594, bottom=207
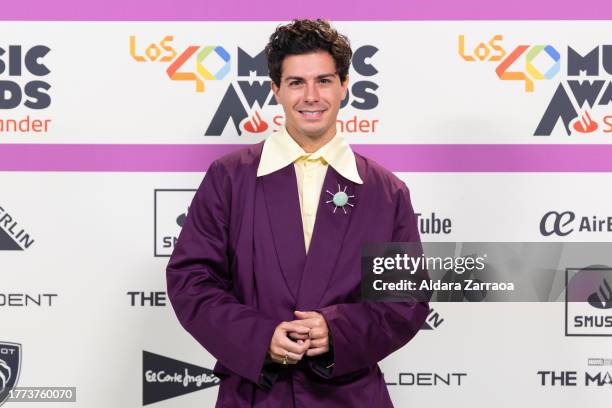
left=257, top=126, right=363, bottom=252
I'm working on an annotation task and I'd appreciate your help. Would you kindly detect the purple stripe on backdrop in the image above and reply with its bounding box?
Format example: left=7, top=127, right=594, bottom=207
left=1, top=0, right=612, bottom=20
left=0, top=144, right=611, bottom=173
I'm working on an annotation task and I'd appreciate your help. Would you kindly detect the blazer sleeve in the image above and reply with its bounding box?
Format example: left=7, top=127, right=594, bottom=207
left=166, top=160, right=281, bottom=388
left=310, top=183, right=430, bottom=379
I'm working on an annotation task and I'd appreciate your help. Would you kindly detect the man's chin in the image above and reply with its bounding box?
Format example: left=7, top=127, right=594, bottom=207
left=302, top=127, right=334, bottom=140
left=292, top=122, right=335, bottom=139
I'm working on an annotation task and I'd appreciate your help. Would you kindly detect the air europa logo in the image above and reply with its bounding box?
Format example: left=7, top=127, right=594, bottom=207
left=459, top=35, right=612, bottom=136
left=539, top=210, right=612, bottom=237
left=130, top=36, right=230, bottom=92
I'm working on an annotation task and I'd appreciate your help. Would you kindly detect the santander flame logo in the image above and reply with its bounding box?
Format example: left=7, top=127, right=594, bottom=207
left=571, top=111, right=598, bottom=134
left=240, top=111, right=268, bottom=134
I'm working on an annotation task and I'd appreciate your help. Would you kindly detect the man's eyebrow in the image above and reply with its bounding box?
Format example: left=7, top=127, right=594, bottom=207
left=283, top=73, right=337, bottom=82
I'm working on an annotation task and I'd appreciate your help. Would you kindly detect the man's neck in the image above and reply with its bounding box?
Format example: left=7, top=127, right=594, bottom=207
left=285, top=125, right=336, bottom=153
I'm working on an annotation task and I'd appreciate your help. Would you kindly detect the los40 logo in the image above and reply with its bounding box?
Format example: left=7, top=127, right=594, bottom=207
left=458, top=35, right=560, bottom=93
left=130, top=36, right=230, bottom=92
left=459, top=35, right=612, bottom=136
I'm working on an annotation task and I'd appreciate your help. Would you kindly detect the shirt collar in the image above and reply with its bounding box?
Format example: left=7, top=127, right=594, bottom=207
left=256, top=126, right=363, bottom=184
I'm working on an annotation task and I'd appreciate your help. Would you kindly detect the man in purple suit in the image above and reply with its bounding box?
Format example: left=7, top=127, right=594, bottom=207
left=167, top=19, right=429, bottom=407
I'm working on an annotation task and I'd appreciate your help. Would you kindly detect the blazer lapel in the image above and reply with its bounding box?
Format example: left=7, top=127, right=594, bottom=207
left=296, top=165, right=364, bottom=310
left=262, top=164, right=307, bottom=300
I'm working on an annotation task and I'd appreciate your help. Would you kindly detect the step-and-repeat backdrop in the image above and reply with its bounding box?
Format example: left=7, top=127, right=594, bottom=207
left=2, top=11, right=612, bottom=408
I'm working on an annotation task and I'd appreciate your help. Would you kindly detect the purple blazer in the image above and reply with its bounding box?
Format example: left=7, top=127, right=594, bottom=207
left=166, top=141, right=428, bottom=407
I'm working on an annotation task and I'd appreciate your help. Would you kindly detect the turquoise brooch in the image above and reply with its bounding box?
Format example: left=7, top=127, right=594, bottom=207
left=325, top=184, right=355, bottom=214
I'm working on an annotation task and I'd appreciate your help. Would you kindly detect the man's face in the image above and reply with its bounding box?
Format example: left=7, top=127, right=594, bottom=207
left=272, top=51, right=348, bottom=141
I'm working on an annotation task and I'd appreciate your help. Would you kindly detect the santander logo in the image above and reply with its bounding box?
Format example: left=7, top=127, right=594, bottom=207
left=240, top=111, right=269, bottom=133
left=572, top=111, right=598, bottom=134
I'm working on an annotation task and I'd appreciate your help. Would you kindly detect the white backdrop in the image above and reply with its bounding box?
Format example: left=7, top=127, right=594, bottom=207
left=2, top=21, right=612, bottom=407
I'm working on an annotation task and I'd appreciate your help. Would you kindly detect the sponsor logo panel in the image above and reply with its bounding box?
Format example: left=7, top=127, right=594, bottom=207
left=0, top=44, right=52, bottom=135
left=459, top=35, right=612, bottom=137
left=142, top=351, right=219, bottom=406
left=131, top=36, right=380, bottom=137
left=0, top=293, right=57, bottom=307
left=565, top=267, right=612, bottom=337
left=154, top=189, right=195, bottom=257
left=0, top=342, right=21, bottom=407
left=0, top=206, right=34, bottom=251
left=540, top=210, right=612, bottom=237
left=538, top=358, right=612, bottom=386
left=127, top=291, right=167, bottom=307
left=385, top=371, right=467, bottom=387
left=416, top=212, right=452, bottom=235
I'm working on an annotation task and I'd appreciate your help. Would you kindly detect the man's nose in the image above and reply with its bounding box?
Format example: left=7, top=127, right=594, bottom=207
left=303, top=81, right=320, bottom=103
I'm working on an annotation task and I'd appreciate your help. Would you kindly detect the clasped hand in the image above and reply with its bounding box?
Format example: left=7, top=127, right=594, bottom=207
left=268, top=310, right=330, bottom=365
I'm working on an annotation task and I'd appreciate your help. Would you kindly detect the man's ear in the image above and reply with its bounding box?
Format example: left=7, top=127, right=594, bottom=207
left=271, top=81, right=281, bottom=104
left=341, top=75, right=349, bottom=100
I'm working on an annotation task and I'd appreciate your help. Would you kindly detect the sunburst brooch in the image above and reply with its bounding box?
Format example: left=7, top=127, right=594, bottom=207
left=325, top=184, right=355, bottom=214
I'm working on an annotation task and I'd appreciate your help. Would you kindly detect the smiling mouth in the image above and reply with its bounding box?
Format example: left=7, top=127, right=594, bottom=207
left=298, top=109, right=326, bottom=119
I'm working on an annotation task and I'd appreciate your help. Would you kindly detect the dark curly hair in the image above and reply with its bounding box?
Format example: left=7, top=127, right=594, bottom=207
left=265, top=19, right=352, bottom=87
